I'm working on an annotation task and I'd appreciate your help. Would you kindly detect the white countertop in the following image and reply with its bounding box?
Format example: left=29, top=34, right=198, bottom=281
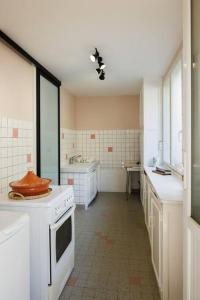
left=0, top=185, right=73, bottom=208
left=61, top=161, right=99, bottom=173
left=144, top=167, right=183, bottom=204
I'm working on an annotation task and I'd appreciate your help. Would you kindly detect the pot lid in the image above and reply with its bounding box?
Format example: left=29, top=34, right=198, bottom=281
left=9, top=171, right=51, bottom=188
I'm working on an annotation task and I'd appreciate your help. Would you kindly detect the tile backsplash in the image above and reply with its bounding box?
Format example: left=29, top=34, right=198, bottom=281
left=60, top=128, right=77, bottom=167
left=60, top=129, right=140, bottom=168
left=0, top=121, right=139, bottom=194
left=0, top=117, right=34, bottom=193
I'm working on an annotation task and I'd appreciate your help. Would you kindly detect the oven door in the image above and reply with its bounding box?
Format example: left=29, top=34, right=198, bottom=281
left=49, top=205, right=75, bottom=298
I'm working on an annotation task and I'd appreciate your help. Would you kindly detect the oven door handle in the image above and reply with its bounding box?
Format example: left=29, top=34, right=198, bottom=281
left=50, top=205, right=75, bottom=231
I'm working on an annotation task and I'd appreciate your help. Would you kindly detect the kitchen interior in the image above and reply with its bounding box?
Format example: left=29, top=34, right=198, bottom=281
left=0, top=0, right=199, bottom=300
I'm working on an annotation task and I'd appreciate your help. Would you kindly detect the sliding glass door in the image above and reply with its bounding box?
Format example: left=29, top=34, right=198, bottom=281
left=191, top=0, right=200, bottom=223
left=36, top=69, right=60, bottom=184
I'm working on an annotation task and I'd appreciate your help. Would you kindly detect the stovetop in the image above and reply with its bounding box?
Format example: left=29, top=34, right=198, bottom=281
left=0, top=185, right=74, bottom=208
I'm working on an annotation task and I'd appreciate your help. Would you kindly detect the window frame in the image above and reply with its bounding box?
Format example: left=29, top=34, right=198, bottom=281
left=162, top=52, right=183, bottom=175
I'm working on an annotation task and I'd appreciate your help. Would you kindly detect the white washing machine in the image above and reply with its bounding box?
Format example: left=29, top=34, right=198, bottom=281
left=0, top=211, right=30, bottom=300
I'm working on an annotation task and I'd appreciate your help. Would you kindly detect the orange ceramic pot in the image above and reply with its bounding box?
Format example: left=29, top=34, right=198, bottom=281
left=9, top=171, right=52, bottom=197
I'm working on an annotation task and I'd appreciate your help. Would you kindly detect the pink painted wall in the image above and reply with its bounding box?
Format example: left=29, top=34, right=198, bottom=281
left=75, top=95, right=139, bottom=129
left=0, top=41, right=34, bottom=121
left=60, top=87, right=76, bottom=129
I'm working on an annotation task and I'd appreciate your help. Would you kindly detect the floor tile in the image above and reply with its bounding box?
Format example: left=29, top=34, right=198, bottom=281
left=59, top=192, right=160, bottom=300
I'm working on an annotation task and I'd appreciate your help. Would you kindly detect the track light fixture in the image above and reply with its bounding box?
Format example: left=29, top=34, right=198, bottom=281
left=96, top=68, right=101, bottom=74
left=99, top=71, right=105, bottom=80
left=99, top=62, right=106, bottom=70
left=90, top=48, right=99, bottom=62
left=90, top=48, right=106, bottom=80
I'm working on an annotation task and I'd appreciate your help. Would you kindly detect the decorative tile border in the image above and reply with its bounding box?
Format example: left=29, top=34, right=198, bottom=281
left=0, top=117, right=34, bottom=193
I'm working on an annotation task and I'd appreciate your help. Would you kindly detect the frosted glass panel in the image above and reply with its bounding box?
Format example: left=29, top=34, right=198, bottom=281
left=40, top=76, right=59, bottom=184
left=191, top=0, right=200, bottom=224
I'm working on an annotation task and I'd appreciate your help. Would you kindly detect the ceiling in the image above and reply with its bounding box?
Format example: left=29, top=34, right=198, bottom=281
left=0, top=0, right=182, bottom=96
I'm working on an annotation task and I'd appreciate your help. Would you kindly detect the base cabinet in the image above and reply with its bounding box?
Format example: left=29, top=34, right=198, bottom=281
left=61, top=169, right=98, bottom=209
left=142, top=172, right=148, bottom=221
left=151, top=192, right=162, bottom=290
left=88, top=169, right=97, bottom=205
left=142, top=174, right=183, bottom=300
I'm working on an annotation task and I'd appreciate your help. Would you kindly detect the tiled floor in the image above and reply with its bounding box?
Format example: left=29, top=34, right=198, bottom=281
left=59, top=192, right=160, bottom=300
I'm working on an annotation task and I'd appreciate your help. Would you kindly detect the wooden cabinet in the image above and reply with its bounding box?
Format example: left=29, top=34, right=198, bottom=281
left=89, top=169, right=97, bottom=204
left=140, top=171, right=144, bottom=206
left=151, top=191, right=162, bottom=290
left=142, top=172, right=148, bottom=221
left=142, top=168, right=183, bottom=300
left=146, top=182, right=153, bottom=236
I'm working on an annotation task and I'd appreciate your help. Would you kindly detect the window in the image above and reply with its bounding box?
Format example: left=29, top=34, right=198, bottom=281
left=162, top=58, right=183, bottom=173
left=163, top=77, right=170, bottom=164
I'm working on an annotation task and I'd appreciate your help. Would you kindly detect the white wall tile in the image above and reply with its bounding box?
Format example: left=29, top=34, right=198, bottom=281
left=0, top=117, right=34, bottom=193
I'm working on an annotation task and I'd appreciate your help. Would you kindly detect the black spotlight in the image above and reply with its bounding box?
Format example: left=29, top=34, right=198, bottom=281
left=99, top=71, right=105, bottom=80
left=97, top=56, right=103, bottom=63
left=99, top=62, right=106, bottom=70
left=90, top=48, right=106, bottom=80
left=90, top=48, right=99, bottom=62
left=96, top=68, right=101, bottom=74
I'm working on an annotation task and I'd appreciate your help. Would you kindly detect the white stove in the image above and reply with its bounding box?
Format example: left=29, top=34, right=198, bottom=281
left=0, top=185, right=75, bottom=300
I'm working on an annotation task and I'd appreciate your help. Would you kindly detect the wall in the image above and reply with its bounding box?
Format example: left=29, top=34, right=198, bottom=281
left=0, top=41, right=35, bottom=193
left=60, top=87, right=75, bottom=129
left=76, top=129, right=140, bottom=192
left=75, top=95, right=139, bottom=130
left=0, top=42, right=78, bottom=193
left=0, top=41, right=34, bottom=121
left=67, top=95, right=140, bottom=192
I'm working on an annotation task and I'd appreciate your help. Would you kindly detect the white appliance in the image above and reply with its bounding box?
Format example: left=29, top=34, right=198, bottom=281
left=0, top=211, right=30, bottom=300
left=0, top=185, right=75, bottom=300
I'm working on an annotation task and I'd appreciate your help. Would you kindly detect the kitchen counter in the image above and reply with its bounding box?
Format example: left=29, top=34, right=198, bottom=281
left=61, top=161, right=99, bottom=173
left=61, top=161, right=99, bottom=209
left=144, top=167, right=183, bottom=204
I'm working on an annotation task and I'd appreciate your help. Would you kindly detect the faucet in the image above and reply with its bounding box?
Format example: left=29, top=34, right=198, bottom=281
left=69, top=155, right=82, bottom=164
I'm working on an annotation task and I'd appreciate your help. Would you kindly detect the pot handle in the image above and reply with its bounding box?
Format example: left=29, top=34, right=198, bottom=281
left=8, top=191, right=25, bottom=200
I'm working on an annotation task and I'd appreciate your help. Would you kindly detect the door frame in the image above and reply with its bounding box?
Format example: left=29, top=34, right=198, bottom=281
left=0, top=30, right=61, bottom=184
left=36, top=68, right=61, bottom=184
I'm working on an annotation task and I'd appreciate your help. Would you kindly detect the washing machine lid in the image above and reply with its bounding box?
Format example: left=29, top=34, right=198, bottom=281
left=0, top=211, right=29, bottom=244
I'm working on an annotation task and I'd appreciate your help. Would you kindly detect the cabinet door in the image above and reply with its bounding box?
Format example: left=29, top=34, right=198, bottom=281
left=89, top=170, right=97, bottom=201
left=151, top=194, right=162, bottom=288
left=92, top=170, right=97, bottom=198
left=140, top=172, right=144, bottom=205
left=147, top=187, right=154, bottom=240
left=143, top=175, right=147, bottom=216
left=145, top=181, right=152, bottom=233
left=145, top=183, right=149, bottom=227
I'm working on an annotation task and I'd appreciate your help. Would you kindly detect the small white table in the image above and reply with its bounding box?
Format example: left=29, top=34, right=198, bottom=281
left=123, top=163, right=141, bottom=200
